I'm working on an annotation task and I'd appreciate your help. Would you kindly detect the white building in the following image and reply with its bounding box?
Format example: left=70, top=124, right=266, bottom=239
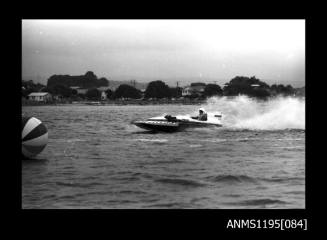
left=182, top=87, right=192, bottom=96
left=101, top=91, right=107, bottom=100
left=97, top=86, right=110, bottom=92
left=182, top=85, right=206, bottom=96
left=97, top=86, right=110, bottom=100
left=28, top=92, right=52, bottom=102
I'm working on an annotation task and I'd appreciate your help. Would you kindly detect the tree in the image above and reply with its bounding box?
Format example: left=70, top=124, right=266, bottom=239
left=47, top=71, right=109, bottom=88
left=113, top=84, right=141, bottom=99
left=191, top=82, right=206, bottom=87
left=285, top=85, right=295, bottom=95
left=170, top=87, right=183, bottom=98
left=22, top=80, right=46, bottom=98
left=105, top=89, right=113, bottom=99
left=223, top=76, right=271, bottom=98
left=98, top=77, right=109, bottom=87
left=85, top=88, right=101, bottom=100
left=270, top=84, right=295, bottom=96
left=204, top=84, right=223, bottom=97
left=253, top=88, right=271, bottom=98
left=77, top=93, right=86, bottom=99
left=46, top=84, right=73, bottom=98
left=84, top=71, right=97, bottom=79
left=144, top=80, right=171, bottom=99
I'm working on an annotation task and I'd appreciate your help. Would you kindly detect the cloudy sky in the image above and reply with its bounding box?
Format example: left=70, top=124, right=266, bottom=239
left=22, top=20, right=305, bottom=87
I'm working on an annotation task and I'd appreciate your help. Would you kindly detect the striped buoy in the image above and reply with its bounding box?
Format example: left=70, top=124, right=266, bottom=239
left=22, top=116, right=48, bottom=158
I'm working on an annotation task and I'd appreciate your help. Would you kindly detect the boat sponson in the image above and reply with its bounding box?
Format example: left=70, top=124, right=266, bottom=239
left=133, top=120, right=180, bottom=132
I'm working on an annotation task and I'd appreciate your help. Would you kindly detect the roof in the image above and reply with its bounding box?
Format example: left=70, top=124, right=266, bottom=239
left=97, top=86, right=110, bottom=91
left=190, top=85, right=205, bottom=91
left=183, top=85, right=205, bottom=90
left=28, top=92, right=50, bottom=97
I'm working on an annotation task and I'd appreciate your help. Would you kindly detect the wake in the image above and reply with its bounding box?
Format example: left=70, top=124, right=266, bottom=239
left=203, top=95, right=305, bottom=130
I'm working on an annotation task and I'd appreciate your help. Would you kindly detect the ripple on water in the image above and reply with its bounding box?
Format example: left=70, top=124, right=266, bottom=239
left=206, top=174, right=258, bottom=184
left=154, top=178, right=207, bottom=187
left=22, top=104, right=305, bottom=209
left=222, top=198, right=289, bottom=207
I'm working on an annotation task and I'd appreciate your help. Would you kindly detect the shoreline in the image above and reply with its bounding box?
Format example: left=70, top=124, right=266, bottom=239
left=22, top=99, right=207, bottom=106
left=22, top=95, right=305, bottom=107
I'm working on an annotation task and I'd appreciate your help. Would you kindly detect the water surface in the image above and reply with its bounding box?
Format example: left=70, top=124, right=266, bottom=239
left=22, top=98, right=305, bottom=209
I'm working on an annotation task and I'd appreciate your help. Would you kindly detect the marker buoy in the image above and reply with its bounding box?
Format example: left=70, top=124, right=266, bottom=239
left=22, top=116, right=48, bottom=158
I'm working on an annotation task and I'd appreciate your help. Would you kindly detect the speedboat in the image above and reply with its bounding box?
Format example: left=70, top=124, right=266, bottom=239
left=132, top=114, right=222, bottom=132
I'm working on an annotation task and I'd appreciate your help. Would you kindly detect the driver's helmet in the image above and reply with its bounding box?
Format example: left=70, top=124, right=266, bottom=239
left=199, top=107, right=205, bottom=113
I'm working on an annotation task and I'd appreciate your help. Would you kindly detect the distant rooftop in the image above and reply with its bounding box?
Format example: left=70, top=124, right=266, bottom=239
left=28, top=92, right=50, bottom=97
left=97, top=86, right=111, bottom=91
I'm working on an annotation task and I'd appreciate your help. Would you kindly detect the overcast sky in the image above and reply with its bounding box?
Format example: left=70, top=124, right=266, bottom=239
left=22, top=20, right=305, bottom=87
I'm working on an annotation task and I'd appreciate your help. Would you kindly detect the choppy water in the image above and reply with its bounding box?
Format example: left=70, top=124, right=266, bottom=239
left=22, top=96, right=305, bottom=209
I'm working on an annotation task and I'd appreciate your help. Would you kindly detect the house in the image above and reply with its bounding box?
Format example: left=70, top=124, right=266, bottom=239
left=182, top=87, right=192, bottom=96
left=100, top=91, right=107, bottom=100
left=97, top=86, right=110, bottom=92
left=28, top=92, right=52, bottom=102
left=70, top=86, right=80, bottom=91
left=182, top=85, right=206, bottom=97
left=139, top=88, right=146, bottom=98
left=53, top=94, right=63, bottom=101
left=97, top=86, right=111, bottom=100
left=78, top=89, right=88, bottom=94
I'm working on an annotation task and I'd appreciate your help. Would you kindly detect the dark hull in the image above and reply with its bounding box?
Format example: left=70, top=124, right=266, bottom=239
left=133, top=121, right=180, bottom=132
left=132, top=120, right=222, bottom=132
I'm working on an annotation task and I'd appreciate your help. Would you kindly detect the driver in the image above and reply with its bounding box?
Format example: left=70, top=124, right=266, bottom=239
left=192, top=107, right=207, bottom=121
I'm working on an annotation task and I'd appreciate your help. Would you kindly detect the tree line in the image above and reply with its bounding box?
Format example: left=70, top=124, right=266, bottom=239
left=47, top=71, right=109, bottom=89
left=22, top=75, right=304, bottom=101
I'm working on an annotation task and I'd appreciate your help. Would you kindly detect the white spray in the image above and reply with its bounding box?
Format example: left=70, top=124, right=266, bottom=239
left=204, top=95, right=305, bottom=130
